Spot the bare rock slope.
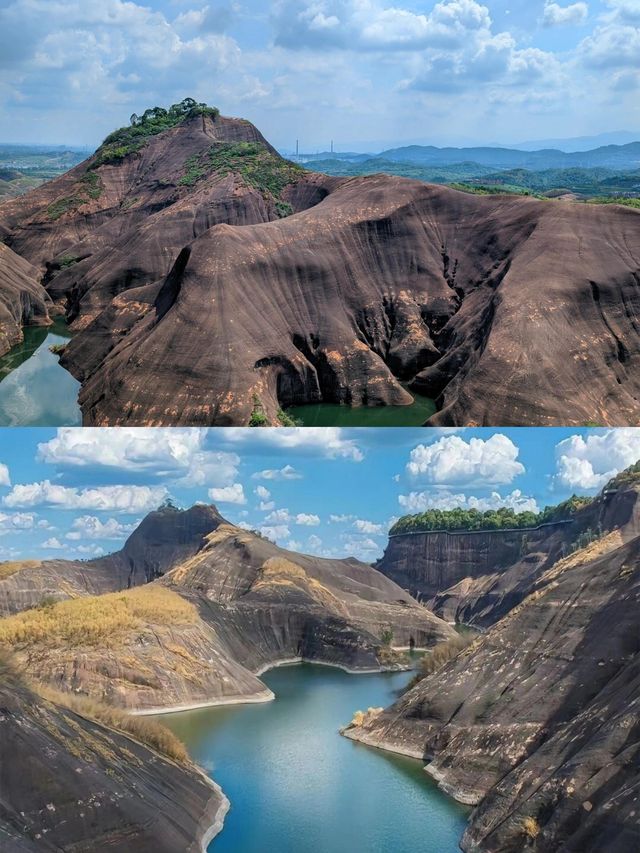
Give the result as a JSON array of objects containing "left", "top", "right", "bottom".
[
  {"left": 0, "top": 504, "right": 455, "bottom": 712},
  {"left": 1, "top": 104, "right": 639, "bottom": 425},
  {"left": 346, "top": 517, "right": 640, "bottom": 852},
  {"left": 0, "top": 656, "right": 226, "bottom": 853}
]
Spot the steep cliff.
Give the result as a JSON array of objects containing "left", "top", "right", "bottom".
[
  {"left": 0, "top": 504, "right": 225, "bottom": 616},
  {"left": 1, "top": 106, "right": 639, "bottom": 425},
  {"left": 0, "top": 505, "right": 455, "bottom": 712},
  {"left": 0, "top": 654, "right": 226, "bottom": 852},
  {"left": 0, "top": 243, "right": 52, "bottom": 357},
  {"left": 345, "top": 529, "right": 640, "bottom": 852},
  {"left": 377, "top": 480, "right": 640, "bottom": 627}
]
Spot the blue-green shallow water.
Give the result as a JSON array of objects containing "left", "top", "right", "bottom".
[
  {"left": 0, "top": 318, "right": 81, "bottom": 426},
  {"left": 157, "top": 663, "right": 469, "bottom": 853},
  {"left": 286, "top": 391, "right": 437, "bottom": 427}
]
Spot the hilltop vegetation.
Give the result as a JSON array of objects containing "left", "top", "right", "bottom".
[
  {"left": 92, "top": 97, "right": 220, "bottom": 168},
  {"left": 390, "top": 495, "right": 595, "bottom": 535}
]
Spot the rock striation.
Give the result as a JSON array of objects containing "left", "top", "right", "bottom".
[
  {"left": 0, "top": 243, "right": 52, "bottom": 356},
  {"left": 0, "top": 504, "right": 455, "bottom": 712},
  {"left": 377, "top": 478, "right": 640, "bottom": 627},
  {"left": 1, "top": 106, "right": 639, "bottom": 425},
  {"left": 0, "top": 655, "right": 226, "bottom": 852},
  {"left": 346, "top": 491, "right": 640, "bottom": 851}
]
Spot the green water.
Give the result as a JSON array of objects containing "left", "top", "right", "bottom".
[
  {"left": 0, "top": 319, "right": 81, "bottom": 425},
  {"left": 286, "top": 391, "right": 437, "bottom": 427},
  {"left": 158, "top": 663, "right": 469, "bottom": 853}
]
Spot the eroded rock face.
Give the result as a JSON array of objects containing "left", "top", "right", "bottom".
[
  {"left": 346, "top": 529, "right": 640, "bottom": 852},
  {"left": 2, "top": 112, "right": 639, "bottom": 426},
  {"left": 377, "top": 482, "right": 640, "bottom": 627},
  {"left": 0, "top": 505, "right": 455, "bottom": 711},
  {"left": 0, "top": 244, "right": 52, "bottom": 356},
  {"left": 0, "top": 663, "right": 225, "bottom": 852}
]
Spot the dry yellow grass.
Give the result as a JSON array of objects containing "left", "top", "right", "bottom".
[
  {"left": 0, "top": 584, "right": 197, "bottom": 647},
  {"left": 521, "top": 816, "right": 541, "bottom": 839},
  {"left": 38, "top": 684, "right": 189, "bottom": 764},
  {"left": 0, "top": 560, "right": 41, "bottom": 580}
]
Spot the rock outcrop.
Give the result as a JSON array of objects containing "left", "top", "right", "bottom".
[
  {"left": 1, "top": 105, "right": 639, "bottom": 425},
  {"left": 0, "top": 505, "right": 455, "bottom": 711},
  {"left": 345, "top": 522, "right": 640, "bottom": 852},
  {"left": 377, "top": 478, "right": 640, "bottom": 627},
  {"left": 0, "top": 654, "right": 227, "bottom": 852},
  {"left": 0, "top": 243, "right": 52, "bottom": 357}
]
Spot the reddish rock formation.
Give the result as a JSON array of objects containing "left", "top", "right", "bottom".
[
  {"left": 0, "top": 244, "right": 52, "bottom": 357},
  {"left": 1, "top": 107, "right": 639, "bottom": 425}
]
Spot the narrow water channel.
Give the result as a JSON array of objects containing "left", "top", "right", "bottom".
[
  {"left": 286, "top": 389, "right": 437, "bottom": 427},
  {"left": 157, "top": 662, "right": 469, "bottom": 853},
  {"left": 0, "top": 319, "right": 81, "bottom": 426}
]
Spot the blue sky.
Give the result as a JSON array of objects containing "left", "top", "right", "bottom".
[
  {"left": 0, "top": 1, "right": 638, "bottom": 149},
  {"left": 0, "top": 426, "right": 638, "bottom": 564}
]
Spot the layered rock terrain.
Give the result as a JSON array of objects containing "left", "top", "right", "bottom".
[
  {"left": 1, "top": 103, "right": 639, "bottom": 425},
  {"left": 0, "top": 243, "right": 52, "bottom": 356},
  {"left": 0, "top": 653, "right": 226, "bottom": 852},
  {"left": 377, "top": 477, "right": 640, "bottom": 627},
  {"left": 0, "top": 504, "right": 455, "bottom": 712},
  {"left": 346, "top": 516, "right": 640, "bottom": 852}
]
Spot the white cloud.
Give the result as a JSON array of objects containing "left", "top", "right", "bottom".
[
  {"left": 307, "top": 533, "right": 323, "bottom": 549},
  {"left": 229, "top": 428, "right": 364, "bottom": 461},
  {"left": 543, "top": 2, "right": 588, "bottom": 27},
  {"left": 259, "top": 524, "right": 291, "bottom": 541},
  {"left": 208, "top": 483, "right": 247, "bottom": 504},
  {"left": 252, "top": 465, "right": 303, "bottom": 481},
  {"left": 287, "top": 539, "right": 302, "bottom": 551},
  {"left": 254, "top": 485, "right": 271, "bottom": 500},
  {"left": 42, "top": 537, "right": 64, "bottom": 549},
  {"left": 65, "top": 516, "right": 135, "bottom": 541},
  {"left": 398, "top": 489, "right": 539, "bottom": 514},
  {"left": 341, "top": 535, "right": 381, "bottom": 559},
  {"left": 259, "top": 500, "right": 276, "bottom": 511},
  {"left": 295, "top": 513, "right": 320, "bottom": 526},
  {"left": 265, "top": 508, "right": 292, "bottom": 523},
  {"left": 554, "top": 429, "right": 640, "bottom": 491},
  {"left": 3, "top": 481, "right": 167, "bottom": 514},
  {"left": 330, "top": 514, "right": 353, "bottom": 523},
  {"left": 0, "top": 512, "right": 37, "bottom": 534},
  {"left": 38, "top": 428, "right": 239, "bottom": 487},
  {"left": 0, "top": 463, "right": 10, "bottom": 487},
  {"left": 353, "top": 519, "right": 383, "bottom": 534},
  {"left": 406, "top": 434, "right": 525, "bottom": 485}
]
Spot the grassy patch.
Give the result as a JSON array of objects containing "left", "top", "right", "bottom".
[
  {"left": 249, "top": 394, "right": 269, "bottom": 427},
  {"left": 58, "top": 254, "right": 80, "bottom": 269},
  {"left": 0, "top": 585, "right": 197, "bottom": 647},
  {"left": 205, "top": 142, "right": 304, "bottom": 203},
  {"left": 49, "top": 343, "right": 67, "bottom": 356},
  {"left": 404, "top": 631, "right": 476, "bottom": 691},
  {"left": 277, "top": 408, "right": 301, "bottom": 426},
  {"left": 588, "top": 196, "right": 640, "bottom": 208},
  {"left": 47, "top": 196, "right": 85, "bottom": 221},
  {"left": 39, "top": 685, "right": 189, "bottom": 764},
  {"left": 91, "top": 98, "right": 220, "bottom": 169},
  {"left": 179, "top": 154, "right": 206, "bottom": 187},
  {"left": 0, "top": 560, "right": 41, "bottom": 580}
]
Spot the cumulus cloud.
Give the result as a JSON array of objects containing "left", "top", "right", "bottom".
[
  {"left": 3, "top": 481, "right": 167, "bottom": 513},
  {"left": 353, "top": 519, "right": 384, "bottom": 534},
  {"left": 398, "top": 489, "right": 539, "bottom": 513},
  {"left": 307, "top": 533, "right": 323, "bottom": 549},
  {"left": 208, "top": 483, "right": 247, "bottom": 504},
  {"left": 554, "top": 429, "right": 640, "bottom": 490},
  {"left": 543, "top": 2, "right": 589, "bottom": 27},
  {"left": 259, "top": 524, "right": 291, "bottom": 541},
  {"left": 330, "top": 514, "right": 353, "bottom": 522},
  {"left": 254, "top": 485, "right": 271, "bottom": 500},
  {"left": 228, "top": 428, "right": 363, "bottom": 461},
  {"left": 42, "top": 537, "right": 64, "bottom": 549},
  {"left": 295, "top": 513, "right": 320, "bottom": 526},
  {"left": 265, "top": 508, "right": 292, "bottom": 523},
  {"left": 406, "top": 434, "right": 525, "bottom": 485},
  {"left": 65, "top": 516, "right": 136, "bottom": 541},
  {"left": 252, "top": 465, "right": 303, "bottom": 481},
  {"left": 38, "top": 428, "right": 239, "bottom": 487},
  {"left": 0, "top": 463, "right": 10, "bottom": 488},
  {"left": 0, "top": 512, "right": 37, "bottom": 534}
]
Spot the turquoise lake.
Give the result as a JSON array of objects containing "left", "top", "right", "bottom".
[{"left": 158, "top": 662, "right": 469, "bottom": 853}]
